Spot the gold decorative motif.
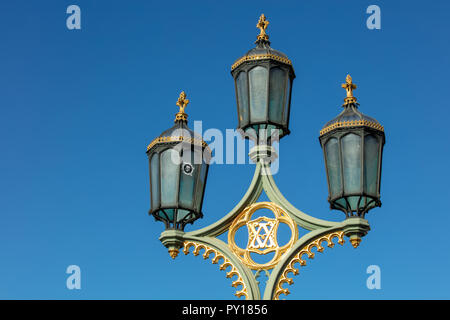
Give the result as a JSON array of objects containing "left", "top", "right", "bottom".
[
  {"left": 342, "top": 74, "right": 357, "bottom": 105},
  {"left": 231, "top": 54, "right": 292, "bottom": 71},
  {"left": 184, "top": 241, "right": 248, "bottom": 299},
  {"left": 272, "top": 231, "right": 345, "bottom": 300},
  {"left": 256, "top": 14, "right": 269, "bottom": 41},
  {"left": 168, "top": 248, "right": 179, "bottom": 259},
  {"left": 228, "top": 202, "right": 298, "bottom": 270},
  {"left": 247, "top": 216, "right": 277, "bottom": 253},
  {"left": 146, "top": 135, "right": 209, "bottom": 152},
  {"left": 350, "top": 236, "right": 362, "bottom": 248},
  {"left": 175, "top": 91, "right": 189, "bottom": 122},
  {"left": 319, "top": 119, "right": 384, "bottom": 136}
]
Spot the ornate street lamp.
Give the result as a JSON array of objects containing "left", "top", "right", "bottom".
[
  {"left": 146, "top": 15, "right": 386, "bottom": 299},
  {"left": 146, "top": 92, "right": 210, "bottom": 258},
  {"left": 319, "top": 75, "right": 385, "bottom": 247},
  {"left": 231, "top": 14, "right": 295, "bottom": 143}
]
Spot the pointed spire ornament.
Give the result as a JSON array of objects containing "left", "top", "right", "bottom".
[
  {"left": 341, "top": 74, "right": 357, "bottom": 105},
  {"left": 175, "top": 91, "right": 189, "bottom": 122},
  {"left": 256, "top": 14, "right": 270, "bottom": 42}
]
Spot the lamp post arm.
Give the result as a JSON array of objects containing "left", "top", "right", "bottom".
[{"left": 186, "top": 162, "right": 263, "bottom": 238}]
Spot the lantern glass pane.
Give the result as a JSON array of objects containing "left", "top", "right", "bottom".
[
  {"left": 364, "top": 134, "right": 379, "bottom": 196},
  {"left": 160, "top": 149, "right": 180, "bottom": 207},
  {"left": 194, "top": 162, "right": 208, "bottom": 211},
  {"left": 283, "top": 77, "right": 291, "bottom": 125},
  {"left": 268, "top": 67, "right": 286, "bottom": 124},
  {"left": 249, "top": 66, "right": 268, "bottom": 122},
  {"left": 325, "top": 138, "right": 342, "bottom": 197},
  {"left": 236, "top": 72, "right": 249, "bottom": 127},
  {"left": 177, "top": 209, "right": 191, "bottom": 222},
  {"left": 347, "top": 196, "right": 359, "bottom": 211},
  {"left": 336, "top": 198, "right": 347, "bottom": 209},
  {"left": 179, "top": 151, "right": 196, "bottom": 209},
  {"left": 162, "top": 209, "right": 174, "bottom": 221},
  {"left": 150, "top": 153, "right": 160, "bottom": 210},
  {"left": 342, "top": 133, "right": 362, "bottom": 194}
]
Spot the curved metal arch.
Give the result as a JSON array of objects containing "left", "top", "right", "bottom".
[
  {"left": 263, "top": 228, "right": 345, "bottom": 300},
  {"left": 182, "top": 235, "right": 261, "bottom": 300}
]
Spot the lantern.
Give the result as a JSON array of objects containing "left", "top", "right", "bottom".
[
  {"left": 146, "top": 92, "right": 210, "bottom": 232},
  {"left": 319, "top": 75, "right": 385, "bottom": 218},
  {"left": 231, "top": 14, "right": 295, "bottom": 143}
]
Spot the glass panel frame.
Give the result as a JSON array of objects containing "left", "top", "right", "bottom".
[
  {"left": 324, "top": 137, "right": 342, "bottom": 198},
  {"left": 341, "top": 133, "right": 362, "bottom": 197},
  {"left": 248, "top": 66, "right": 268, "bottom": 123},
  {"left": 268, "top": 67, "right": 286, "bottom": 124},
  {"left": 363, "top": 134, "right": 380, "bottom": 197},
  {"left": 236, "top": 71, "right": 249, "bottom": 127},
  {"left": 160, "top": 149, "right": 181, "bottom": 207},
  {"left": 150, "top": 153, "right": 160, "bottom": 210}
]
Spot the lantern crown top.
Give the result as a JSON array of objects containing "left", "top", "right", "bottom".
[
  {"left": 319, "top": 76, "right": 384, "bottom": 136},
  {"left": 341, "top": 74, "right": 357, "bottom": 105},
  {"left": 146, "top": 91, "right": 210, "bottom": 154},
  {"left": 231, "top": 15, "right": 294, "bottom": 73},
  {"left": 256, "top": 14, "right": 270, "bottom": 43},
  {"left": 175, "top": 91, "right": 189, "bottom": 123}
]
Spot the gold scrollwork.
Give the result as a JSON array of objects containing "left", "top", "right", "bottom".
[
  {"left": 228, "top": 202, "right": 298, "bottom": 270},
  {"left": 183, "top": 241, "right": 248, "bottom": 299},
  {"left": 272, "top": 231, "right": 345, "bottom": 300}
]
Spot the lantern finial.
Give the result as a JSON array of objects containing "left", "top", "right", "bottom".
[
  {"left": 341, "top": 74, "right": 357, "bottom": 105},
  {"left": 256, "top": 14, "right": 269, "bottom": 42},
  {"left": 168, "top": 248, "right": 179, "bottom": 259},
  {"left": 350, "top": 235, "right": 362, "bottom": 248},
  {"left": 175, "top": 91, "right": 189, "bottom": 122}
]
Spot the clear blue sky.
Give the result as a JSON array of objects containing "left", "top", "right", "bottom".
[{"left": 0, "top": 0, "right": 449, "bottom": 299}]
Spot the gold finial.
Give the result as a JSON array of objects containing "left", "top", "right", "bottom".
[
  {"left": 175, "top": 91, "right": 189, "bottom": 122},
  {"left": 168, "top": 248, "right": 179, "bottom": 259},
  {"left": 256, "top": 14, "right": 269, "bottom": 41},
  {"left": 341, "top": 74, "right": 357, "bottom": 105},
  {"left": 349, "top": 235, "right": 362, "bottom": 248}
]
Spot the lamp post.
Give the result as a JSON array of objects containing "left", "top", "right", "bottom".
[{"left": 146, "top": 15, "right": 386, "bottom": 300}]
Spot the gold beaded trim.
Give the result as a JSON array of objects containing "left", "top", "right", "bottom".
[
  {"left": 320, "top": 120, "right": 384, "bottom": 136},
  {"left": 231, "top": 54, "right": 292, "bottom": 71},
  {"left": 146, "top": 136, "right": 209, "bottom": 152}
]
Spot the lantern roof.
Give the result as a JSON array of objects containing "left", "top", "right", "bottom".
[
  {"left": 320, "top": 75, "right": 384, "bottom": 136},
  {"left": 231, "top": 14, "right": 294, "bottom": 74},
  {"left": 146, "top": 91, "right": 209, "bottom": 153}
]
